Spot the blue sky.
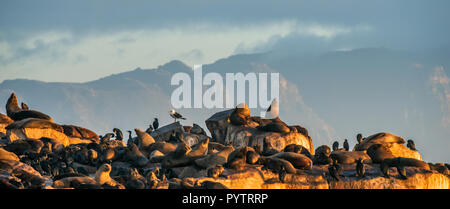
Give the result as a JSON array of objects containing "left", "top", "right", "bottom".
[{"left": 1, "top": 0, "right": 449, "bottom": 82}]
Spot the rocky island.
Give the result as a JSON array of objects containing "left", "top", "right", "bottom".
[{"left": 0, "top": 93, "right": 449, "bottom": 189}]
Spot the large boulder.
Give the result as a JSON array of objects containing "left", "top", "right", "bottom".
[
  {"left": 354, "top": 132, "right": 422, "bottom": 160},
  {"left": 150, "top": 122, "right": 185, "bottom": 141},
  {"left": 205, "top": 109, "right": 314, "bottom": 154},
  {"left": 5, "top": 118, "right": 70, "bottom": 146}
]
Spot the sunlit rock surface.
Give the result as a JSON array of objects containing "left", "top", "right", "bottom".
[
  {"left": 205, "top": 109, "right": 314, "bottom": 154},
  {"left": 0, "top": 113, "right": 13, "bottom": 134}
]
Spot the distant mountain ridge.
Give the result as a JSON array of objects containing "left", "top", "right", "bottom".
[{"left": 1, "top": 48, "right": 449, "bottom": 162}]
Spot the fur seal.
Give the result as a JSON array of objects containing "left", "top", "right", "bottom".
[
  {"left": 200, "top": 181, "right": 229, "bottom": 189},
  {"left": 330, "top": 150, "right": 372, "bottom": 164},
  {"left": 63, "top": 125, "right": 99, "bottom": 142},
  {"left": 4, "top": 138, "right": 44, "bottom": 155},
  {"left": 188, "top": 138, "right": 209, "bottom": 157},
  {"left": 260, "top": 156, "right": 300, "bottom": 174},
  {"left": 257, "top": 122, "right": 290, "bottom": 133},
  {"left": 21, "top": 103, "right": 29, "bottom": 110},
  {"left": 266, "top": 152, "right": 312, "bottom": 170},
  {"left": 226, "top": 146, "right": 249, "bottom": 170},
  {"left": 6, "top": 93, "right": 53, "bottom": 122},
  {"left": 207, "top": 165, "right": 225, "bottom": 178},
  {"left": 194, "top": 145, "right": 234, "bottom": 169},
  {"left": 354, "top": 132, "right": 406, "bottom": 151},
  {"left": 134, "top": 128, "right": 155, "bottom": 149},
  {"left": 125, "top": 144, "right": 149, "bottom": 167},
  {"left": 313, "top": 145, "right": 333, "bottom": 165},
  {"left": 407, "top": 139, "right": 417, "bottom": 151},
  {"left": 380, "top": 157, "right": 430, "bottom": 179},
  {"left": 246, "top": 147, "right": 260, "bottom": 164},
  {"left": 289, "top": 125, "right": 309, "bottom": 137},
  {"left": 356, "top": 158, "right": 365, "bottom": 178},
  {"left": 228, "top": 103, "right": 250, "bottom": 126},
  {"left": 148, "top": 141, "right": 177, "bottom": 155},
  {"left": 95, "top": 163, "right": 125, "bottom": 188},
  {"left": 366, "top": 144, "right": 396, "bottom": 163},
  {"left": 283, "top": 144, "right": 313, "bottom": 159}
]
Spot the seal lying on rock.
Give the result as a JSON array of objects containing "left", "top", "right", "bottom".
[
  {"left": 148, "top": 141, "right": 177, "bottom": 155},
  {"left": 226, "top": 146, "right": 249, "bottom": 170},
  {"left": 6, "top": 93, "right": 53, "bottom": 122},
  {"left": 283, "top": 144, "right": 313, "bottom": 159},
  {"left": 330, "top": 150, "right": 372, "bottom": 164},
  {"left": 194, "top": 145, "right": 234, "bottom": 169},
  {"left": 366, "top": 144, "right": 395, "bottom": 163},
  {"left": 266, "top": 152, "right": 312, "bottom": 170},
  {"left": 0, "top": 147, "right": 20, "bottom": 162},
  {"left": 125, "top": 144, "right": 149, "bottom": 167},
  {"left": 380, "top": 157, "right": 430, "bottom": 179},
  {"left": 228, "top": 103, "right": 250, "bottom": 126},
  {"left": 257, "top": 122, "right": 290, "bottom": 133},
  {"left": 260, "top": 156, "right": 300, "bottom": 174},
  {"left": 354, "top": 132, "right": 406, "bottom": 151}
]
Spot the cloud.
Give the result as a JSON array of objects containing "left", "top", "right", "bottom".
[
  {"left": 430, "top": 66, "right": 450, "bottom": 128},
  {"left": 0, "top": 20, "right": 365, "bottom": 83}
]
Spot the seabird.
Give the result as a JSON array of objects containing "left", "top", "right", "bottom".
[
  {"left": 153, "top": 118, "right": 159, "bottom": 130},
  {"left": 169, "top": 110, "right": 186, "bottom": 122}
]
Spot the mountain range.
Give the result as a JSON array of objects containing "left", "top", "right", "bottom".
[{"left": 1, "top": 47, "right": 449, "bottom": 162}]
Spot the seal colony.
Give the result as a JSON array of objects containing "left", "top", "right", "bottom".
[{"left": 0, "top": 92, "right": 449, "bottom": 189}]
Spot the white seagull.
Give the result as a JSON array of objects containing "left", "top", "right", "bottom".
[{"left": 169, "top": 110, "right": 186, "bottom": 122}]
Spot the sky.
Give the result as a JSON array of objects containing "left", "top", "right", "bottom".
[{"left": 1, "top": 0, "right": 450, "bottom": 83}]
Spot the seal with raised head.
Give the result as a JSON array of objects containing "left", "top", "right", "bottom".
[
  {"left": 134, "top": 128, "right": 155, "bottom": 149},
  {"left": 228, "top": 103, "right": 250, "bottom": 126},
  {"left": 95, "top": 163, "right": 125, "bottom": 189},
  {"left": 226, "top": 146, "right": 249, "bottom": 170},
  {"left": 6, "top": 93, "right": 53, "bottom": 122}
]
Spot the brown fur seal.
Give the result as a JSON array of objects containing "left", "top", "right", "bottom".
[
  {"left": 260, "top": 156, "right": 300, "bottom": 174},
  {"left": 313, "top": 145, "right": 332, "bottom": 165},
  {"left": 257, "top": 122, "right": 290, "bottom": 133},
  {"left": 187, "top": 138, "right": 209, "bottom": 157},
  {"left": 62, "top": 125, "right": 99, "bottom": 142},
  {"left": 330, "top": 150, "right": 372, "bottom": 164},
  {"left": 289, "top": 125, "right": 309, "bottom": 137},
  {"left": 6, "top": 118, "right": 63, "bottom": 132},
  {"left": 207, "top": 165, "right": 225, "bottom": 178},
  {"left": 228, "top": 103, "right": 250, "bottom": 126},
  {"left": 134, "top": 128, "right": 155, "bottom": 149},
  {"left": 366, "top": 144, "right": 396, "bottom": 163},
  {"left": 380, "top": 157, "right": 430, "bottom": 179},
  {"left": 246, "top": 147, "right": 260, "bottom": 164},
  {"left": 4, "top": 138, "right": 44, "bottom": 155},
  {"left": 125, "top": 144, "right": 149, "bottom": 167},
  {"left": 355, "top": 132, "right": 406, "bottom": 151},
  {"left": 147, "top": 141, "right": 177, "bottom": 155},
  {"left": 6, "top": 93, "right": 53, "bottom": 122},
  {"left": 95, "top": 164, "right": 125, "bottom": 188},
  {"left": 283, "top": 144, "right": 313, "bottom": 159},
  {"left": 194, "top": 145, "right": 234, "bottom": 169},
  {"left": 226, "top": 146, "right": 249, "bottom": 170},
  {"left": 267, "top": 152, "right": 312, "bottom": 170}
]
